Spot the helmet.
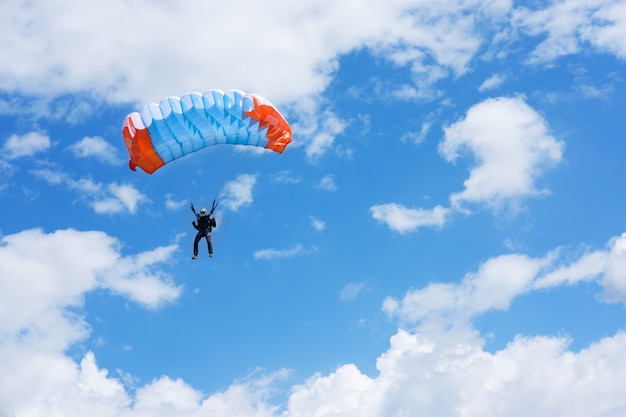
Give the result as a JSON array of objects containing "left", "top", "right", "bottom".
[{"left": 200, "top": 208, "right": 207, "bottom": 214}]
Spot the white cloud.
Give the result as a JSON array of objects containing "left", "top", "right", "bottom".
[
  {"left": 533, "top": 249, "right": 606, "bottom": 289},
  {"left": 1, "top": 0, "right": 624, "bottom": 171},
  {"left": 0, "top": 350, "right": 130, "bottom": 417},
  {"left": 30, "top": 168, "right": 148, "bottom": 214},
  {"left": 0, "top": 227, "right": 181, "bottom": 416},
  {"left": 272, "top": 170, "right": 302, "bottom": 185},
  {"left": 582, "top": 1, "right": 626, "bottom": 58},
  {"left": 513, "top": 0, "right": 626, "bottom": 63},
  {"left": 600, "top": 232, "right": 626, "bottom": 303},
  {"left": 576, "top": 82, "right": 615, "bottom": 99},
  {"left": 383, "top": 253, "right": 551, "bottom": 326},
  {"left": 370, "top": 203, "right": 448, "bottom": 234},
  {"left": 165, "top": 193, "right": 187, "bottom": 211},
  {"left": 3, "top": 228, "right": 626, "bottom": 416},
  {"left": 310, "top": 216, "right": 326, "bottom": 232},
  {"left": 0, "top": 0, "right": 524, "bottom": 112},
  {"left": 2, "top": 0, "right": 621, "bottom": 164},
  {"left": 300, "top": 110, "right": 348, "bottom": 161},
  {"left": 372, "top": 97, "right": 564, "bottom": 234},
  {"left": 316, "top": 175, "right": 338, "bottom": 192},
  {"left": 254, "top": 244, "right": 306, "bottom": 260},
  {"left": 67, "top": 136, "right": 123, "bottom": 165},
  {"left": 100, "top": 245, "right": 181, "bottom": 308},
  {"left": 219, "top": 174, "right": 257, "bottom": 211},
  {"left": 0, "top": 228, "right": 181, "bottom": 325},
  {"left": 281, "top": 232, "right": 626, "bottom": 416},
  {"left": 340, "top": 282, "right": 366, "bottom": 302},
  {"left": 4, "top": 1, "right": 626, "bottom": 416},
  {"left": 533, "top": 232, "right": 626, "bottom": 305},
  {"left": 440, "top": 96, "right": 564, "bottom": 210},
  {"left": 400, "top": 122, "right": 430, "bottom": 145},
  {"left": 284, "top": 328, "right": 626, "bottom": 417},
  {"left": 2, "top": 132, "right": 51, "bottom": 159},
  {"left": 286, "top": 364, "right": 376, "bottom": 416},
  {"left": 384, "top": 232, "right": 626, "bottom": 327},
  {"left": 367, "top": 0, "right": 507, "bottom": 77},
  {"left": 93, "top": 183, "right": 146, "bottom": 214},
  {"left": 478, "top": 73, "right": 505, "bottom": 91}
]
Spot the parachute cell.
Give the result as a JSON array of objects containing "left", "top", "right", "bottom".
[{"left": 122, "top": 89, "right": 292, "bottom": 174}]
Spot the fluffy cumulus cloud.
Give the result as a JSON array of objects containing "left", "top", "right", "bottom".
[
  {"left": 0, "top": 228, "right": 182, "bottom": 416},
  {"left": 370, "top": 96, "right": 563, "bottom": 234},
  {"left": 1, "top": 0, "right": 622, "bottom": 160},
  {"left": 1, "top": 351, "right": 284, "bottom": 417},
  {"left": 284, "top": 232, "right": 626, "bottom": 417},
  {"left": 67, "top": 136, "right": 123, "bottom": 165},
  {"left": 0, "top": 0, "right": 585, "bottom": 160},
  {"left": 283, "top": 329, "right": 626, "bottom": 417},
  {"left": 3, "top": 0, "right": 626, "bottom": 415},
  {"left": 440, "top": 96, "right": 564, "bottom": 210},
  {"left": 3, "top": 228, "right": 626, "bottom": 415},
  {"left": 92, "top": 183, "right": 147, "bottom": 214},
  {"left": 0, "top": 228, "right": 181, "bottom": 324},
  {"left": 0, "top": 0, "right": 502, "bottom": 104}
]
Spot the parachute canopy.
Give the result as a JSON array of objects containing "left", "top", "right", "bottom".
[{"left": 122, "top": 89, "right": 292, "bottom": 174}]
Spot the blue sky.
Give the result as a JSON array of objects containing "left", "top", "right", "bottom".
[{"left": 2, "top": 0, "right": 626, "bottom": 415}]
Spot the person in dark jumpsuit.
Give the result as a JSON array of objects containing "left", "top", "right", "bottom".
[{"left": 192, "top": 207, "right": 216, "bottom": 259}]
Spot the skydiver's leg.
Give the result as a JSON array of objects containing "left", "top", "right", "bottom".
[
  {"left": 193, "top": 233, "right": 202, "bottom": 257},
  {"left": 206, "top": 234, "right": 213, "bottom": 256}
]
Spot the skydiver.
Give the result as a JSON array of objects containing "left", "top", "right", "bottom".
[{"left": 191, "top": 202, "right": 217, "bottom": 259}]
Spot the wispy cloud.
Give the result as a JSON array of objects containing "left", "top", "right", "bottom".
[
  {"left": 316, "top": 175, "right": 338, "bottom": 192},
  {"left": 383, "top": 232, "right": 626, "bottom": 326},
  {"left": 299, "top": 110, "right": 348, "bottom": 161},
  {"left": 400, "top": 123, "right": 430, "bottom": 146},
  {"left": 254, "top": 244, "right": 314, "bottom": 260},
  {"left": 310, "top": 216, "right": 326, "bottom": 232},
  {"left": 30, "top": 168, "right": 148, "bottom": 214},
  {"left": 219, "top": 174, "right": 257, "bottom": 211},
  {"left": 371, "top": 203, "right": 448, "bottom": 234},
  {"left": 478, "top": 73, "right": 505, "bottom": 92},
  {"left": 513, "top": 1, "right": 626, "bottom": 63},
  {"left": 272, "top": 170, "right": 302, "bottom": 185},
  {"left": 165, "top": 193, "right": 187, "bottom": 211},
  {"left": 340, "top": 282, "right": 366, "bottom": 302}
]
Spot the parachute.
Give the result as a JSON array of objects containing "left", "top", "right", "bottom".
[{"left": 122, "top": 89, "right": 292, "bottom": 174}]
